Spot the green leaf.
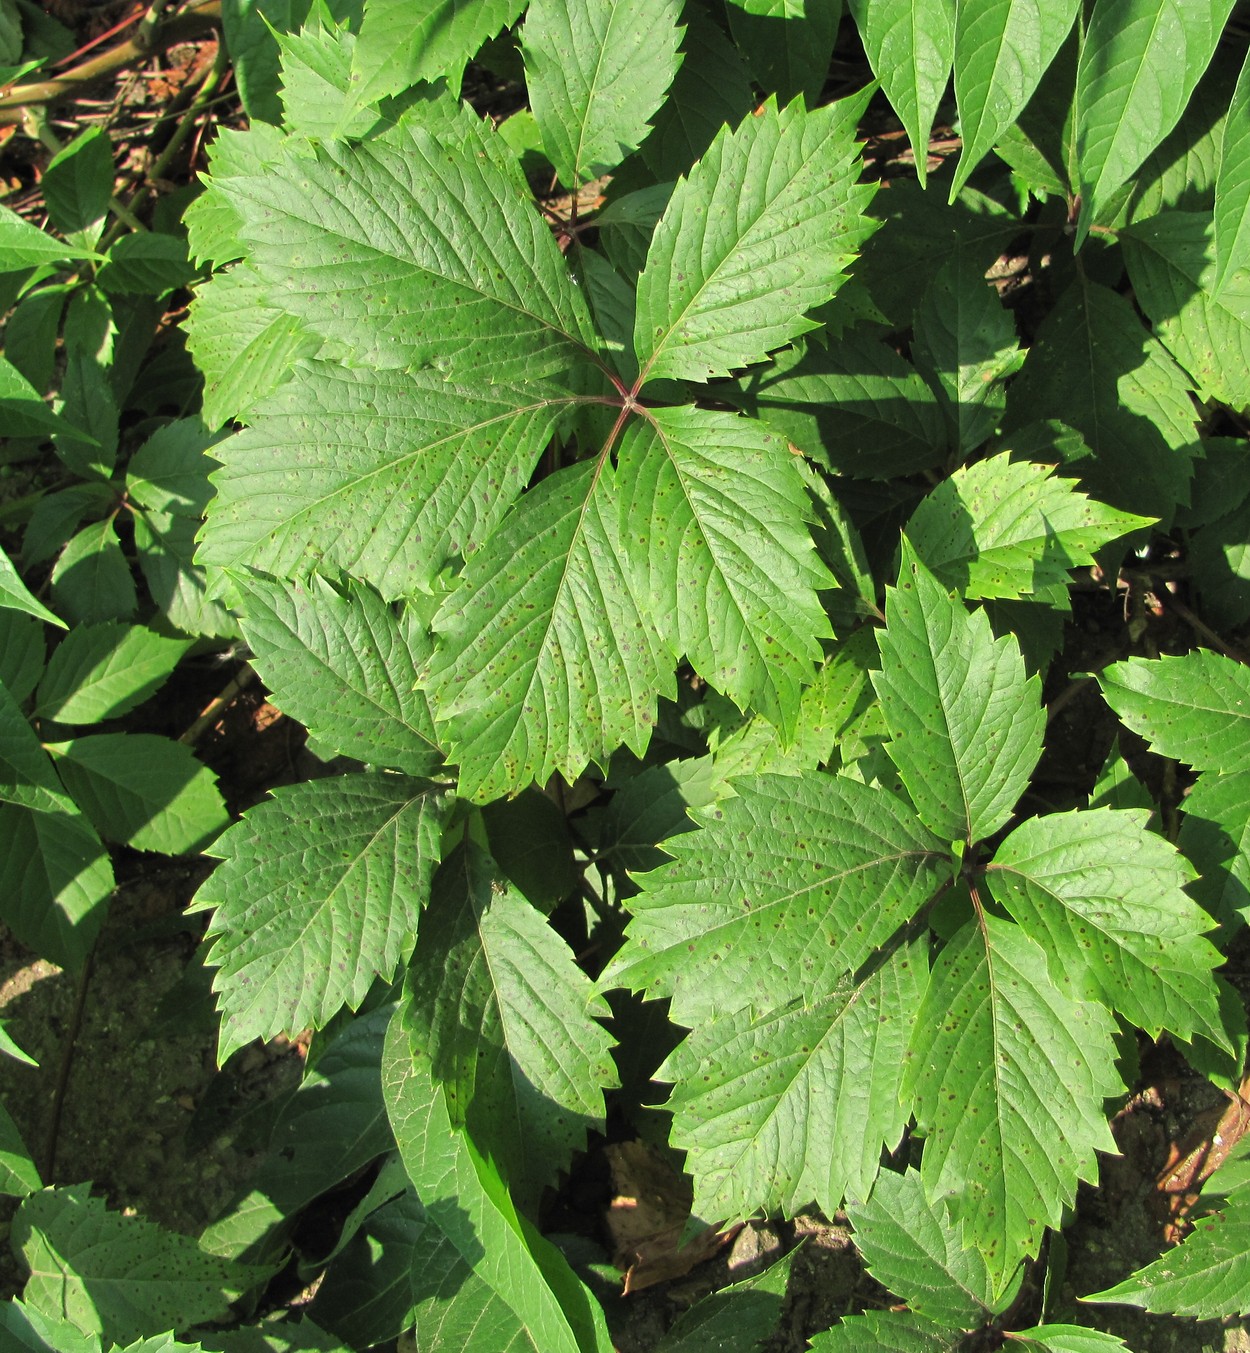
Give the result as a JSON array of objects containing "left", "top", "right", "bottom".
[
  {"left": 41, "top": 128, "right": 114, "bottom": 240},
  {"left": 873, "top": 541, "right": 1045, "bottom": 844},
  {"left": 193, "top": 775, "right": 448, "bottom": 1061},
  {"left": 349, "top": 0, "right": 526, "bottom": 105},
  {"left": 905, "top": 453, "right": 1152, "bottom": 601},
  {"left": 848, "top": 1167, "right": 1002, "bottom": 1324},
  {"left": 97, "top": 233, "right": 196, "bottom": 295},
  {"left": 809, "top": 1310, "right": 966, "bottom": 1352},
  {"left": 0, "top": 677, "right": 79, "bottom": 815},
  {"left": 480, "top": 789, "right": 579, "bottom": 909},
  {"left": 0, "top": 355, "right": 95, "bottom": 444},
  {"left": 0, "top": 1299, "right": 102, "bottom": 1353},
  {"left": 0, "top": 543, "right": 63, "bottom": 628},
  {"left": 224, "top": 118, "right": 597, "bottom": 380},
  {"left": 49, "top": 520, "right": 136, "bottom": 627},
  {"left": 1122, "top": 210, "right": 1250, "bottom": 409},
  {"left": 383, "top": 998, "right": 615, "bottom": 1353},
  {"left": 910, "top": 253, "right": 1021, "bottom": 455},
  {"left": 522, "top": 0, "right": 684, "bottom": 187},
  {"left": 275, "top": 20, "right": 378, "bottom": 141},
  {"left": 1012, "top": 1328, "right": 1131, "bottom": 1352},
  {"left": 619, "top": 405, "right": 831, "bottom": 733},
  {"left": 1084, "top": 1193, "right": 1250, "bottom": 1316},
  {"left": 605, "top": 772, "right": 947, "bottom": 1024},
  {"left": 744, "top": 334, "right": 947, "bottom": 479},
  {"left": 987, "top": 807, "right": 1231, "bottom": 1050},
  {"left": 1099, "top": 650, "right": 1250, "bottom": 775},
  {"left": 634, "top": 92, "right": 877, "bottom": 384},
  {"left": 905, "top": 916, "right": 1120, "bottom": 1295},
  {"left": 186, "top": 264, "right": 322, "bottom": 431},
  {"left": 233, "top": 570, "right": 441, "bottom": 774},
  {"left": 428, "top": 459, "right": 672, "bottom": 802},
  {"left": 1179, "top": 770, "right": 1250, "bottom": 927},
  {"left": 1004, "top": 279, "right": 1199, "bottom": 524},
  {"left": 406, "top": 841, "right": 617, "bottom": 1204},
  {"left": 0, "top": 612, "right": 46, "bottom": 705},
  {"left": 847, "top": 0, "right": 954, "bottom": 188},
  {"left": 658, "top": 937, "right": 925, "bottom": 1221},
  {"left": 725, "top": 0, "right": 842, "bottom": 106},
  {"left": 0, "top": 1099, "right": 41, "bottom": 1197},
  {"left": 657, "top": 1248, "right": 794, "bottom": 1352},
  {"left": 13, "top": 1183, "right": 264, "bottom": 1344},
  {"left": 46, "top": 733, "right": 228, "bottom": 855},
  {"left": 197, "top": 362, "right": 568, "bottom": 599},
  {"left": 1074, "top": 0, "right": 1234, "bottom": 240},
  {"left": 949, "top": 0, "right": 1080, "bottom": 197},
  {"left": 1215, "top": 48, "right": 1250, "bottom": 296},
  {"left": 0, "top": 203, "right": 100, "bottom": 268},
  {"left": 34, "top": 623, "right": 190, "bottom": 724}
]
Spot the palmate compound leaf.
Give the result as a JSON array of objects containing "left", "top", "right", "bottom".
[
  {"left": 1074, "top": 0, "right": 1233, "bottom": 241},
  {"left": 191, "top": 775, "right": 449, "bottom": 1062},
  {"left": 872, "top": 540, "right": 1045, "bottom": 845},
  {"left": 904, "top": 916, "right": 1122, "bottom": 1296},
  {"left": 218, "top": 112, "right": 599, "bottom": 382},
  {"left": 383, "top": 996, "right": 615, "bottom": 1353},
  {"left": 603, "top": 772, "right": 948, "bottom": 1027},
  {"left": 231, "top": 569, "right": 441, "bottom": 775},
  {"left": 656, "top": 936, "right": 925, "bottom": 1223},
  {"left": 809, "top": 1310, "right": 967, "bottom": 1352},
  {"left": 1084, "top": 1191, "right": 1250, "bottom": 1317},
  {"left": 617, "top": 405, "right": 832, "bottom": 736},
  {"left": 522, "top": 0, "right": 684, "bottom": 187},
  {"left": 845, "top": 0, "right": 954, "bottom": 189},
  {"left": 948, "top": 0, "right": 1080, "bottom": 198},
  {"left": 427, "top": 459, "right": 673, "bottom": 803},
  {"left": 1099, "top": 650, "right": 1250, "bottom": 775},
  {"left": 633, "top": 91, "right": 878, "bottom": 385},
  {"left": 1214, "top": 49, "right": 1250, "bottom": 297},
  {"left": 987, "top": 808, "right": 1233, "bottom": 1052},
  {"left": 905, "top": 453, "right": 1152, "bottom": 601},
  {"left": 406, "top": 840, "right": 617, "bottom": 1206},
  {"left": 198, "top": 361, "right": 570, "bottom": 599}
]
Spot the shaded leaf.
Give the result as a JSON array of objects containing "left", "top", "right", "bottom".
[{"left": 35, "top": 623, "right": 190, "bottom": 724}]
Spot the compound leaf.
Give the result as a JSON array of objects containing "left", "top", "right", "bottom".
[
  {"left": 0, "top": 544, "right": 63, "bottom": 629},
  {"left": 618, "top": 405, "right": 831, "bottom": 735},
  {"left": 846, "top": 0, "right": 954, "bottom": 188},
  {"left": 987, "top": 807, "right": 1231, "bottom": 1050},
  {"left": 1179, "top": 770, "right": 1250, "bottom": 927},
  {"left": 605, "top": 772, "right": 947, "bottom": 1025},
  {"left": 406, "top": 841, "right": 617, "bottom": 1205},
  {"left": 634, "top": 92, "right": 877, "bottom": 384},
  {"left": 658, "top": 937, "right": 925, "bottom": 1222},
  {"left": 1215, "top": 48, "right": 1250, "bottom": 296},
  {"left": 1074, "top": 0, "right": 1233, "bottom": 239},
  {"left": 427, "top": 459, "right": 672, "bottom": 803},
  {"left": 192, "top": 774, "right": 449, "bottom": 1062},
  {"left": 34, "top": 623, "right": 190, "bottom": 725},
  {"left": 873, "top": 541, "right": 1045, "bottom": 845},
  {"left": 1099, "top": 650, "right": 1250, "bottom": 775},
  {"left": 905, "top": 453, "right": 1151, "bottom": 601},
  {"left": 233, "top": 569, "right": 441, "bottom": 775},
  {"left": 809, "top": 1310, "right": 966, "bottom": 1352},
  {"left": 725, "top": 0, "right": 842, "bottom": 106},
  {"left": 904, "top": 916, "right": 1121, "bottom": 1295},
  {"left": 950, "top": 0, "right": 1080, "bottom": 198},
  {"left": 523, "top": 0, "right": 684, "bottom": 187}
]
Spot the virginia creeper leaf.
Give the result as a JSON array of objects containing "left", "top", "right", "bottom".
[
  {"left": 1121, "top": 210, "right": 1250, "bottom": 409},
  {"left": 1215, "top": 48, "right": 1250, "bottom": 296},
  {"left": 192, "top": 774, "right": 449, "bottom": 1061},
  {"left": 0, "top": 203, "right": 101, "bottom": 267},
  {"left": 725, "top": 0, "right": 842, "bottom": 105},
  {"left": 904, "top": 916, "right": 1121, "bottom": 1295},
  {"left": 846, "top": 0, "right": 955, "bottom": 188},
  {"left": 199, "top": 361, "right": 568, "bottom": 598},
  {"left": 987, "top": 807, "right": 1231, "bottom": 1050},
  {"left": 232, "top": 569, "right": 441, "bottom": 775},
  {"left": 605, "top": 772, "right": 947, "bottom": 1024},
  {"left": 904, "top": 453, "right": 1152, "bottom": 601},
  {"left": 522, "top": 0, "right": 684, "bottom": 187},
  {"left": 47, "top": 733, "right": 229, "bottom": 855},
  {"left": 1099, "top": 650, "right": 1250, "bottom": 775},
  {"left": 1004, "top": 279, "right": 1199, "bottom": 524},
  {"left": 1179, "top": 770, "right": 1250, "bottom": 927},
  {"left": 1013, "top": 1329, "right": 1132, "bottom": 1352},
  {"left": 223, "top": 118, "right": 598, "bottom": 380},
  {"left": 949, "top": 0, "right": 1080, "bottom": 198},
  {"left": 428, "top": 459, "right": 673, "bottom": 803},
  {"left": 383, "top": 998, "right": 615, "bottom": 1353},
  {"left": 34, "top": 623, "right": 190, "bottom": 724},
  {"left": 406, "top": 841, "right": 617, "bottom": 1204},
  {"left": 50, "top": 519, "right": 135, "bottom": 627},
  {"left": 809, "top": 1310, "right": 966, "bottom": 1352},
  {"left": 0, "top": 679, "right": 75, "bottom": 816},
  {"left": 634, "top": 92, "right": 877, "bottom": 384},
  {"left": 847, "top": 1167, "right": 1002, "bottom": 1324},
  {"left": 658, "top": 936, "right": 925, "bottom": 1222},
  {"left": 618, "top": 405, "right": 831, "bottom": 734},
  {"left": 657, "top": 1248, "right": 793, "bottom": 1353},
  {"left": 873, "top": 541, "right": 1045, "bottom": 844},
  {"left": 1074, "top": 0, "right": 1233, "bottom": 239}
]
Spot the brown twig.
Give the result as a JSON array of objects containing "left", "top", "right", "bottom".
[
  {"left": 0, "top": 0, "right": 222, "bottom": 125},
  {"left": 179, "top": 664, "right": 256, "bottom": 746}
]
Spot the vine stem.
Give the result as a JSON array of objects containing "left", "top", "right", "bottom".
[
  {"left": 179, "top": 664, "right": 256, "bottom": 745},
  {"left": 43, "top": 950, "right": 94, "bottom": 1182}
]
